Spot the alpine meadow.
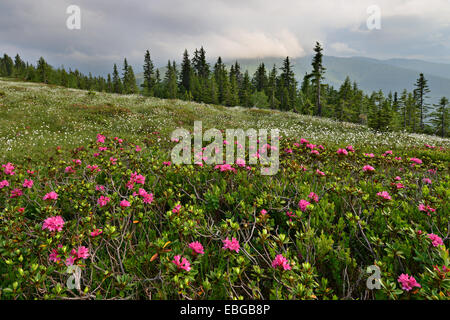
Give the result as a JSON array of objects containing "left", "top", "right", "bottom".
[{"left": 0, "top": 0, "right": 449, "bottom": 304}]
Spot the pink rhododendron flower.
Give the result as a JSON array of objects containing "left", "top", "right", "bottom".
[
  {"left": 23, "top": 179, "right": 33, "bottom": 188},
  {"left": 377, "top": 191, "right": 391, "bottom": 200},
  {"left": 10, "top": 188, "right": 23, "bottom": 198},
  {"left": 346, "top": 145, "right": 355, "bottom": 152},
  {"left": 97, "top": 134, "right": 106, "bottom": 143},
  {"left": 418, "top": 203, "right": 436, "bottom": 216},
  {"left": 298, "top": 199, "right": 311, "bottom": 212},
  {"left": 410, "top": 157, "right": 422, "bottom": 164},
  {"left": 422, "top": 178, "right": 432, "bottom": 184},
  {"left": 364, "top": 153, "right": 375, "bottom": 158},
  {"left": 316, "top": 169, "right": 325, "bottom": 176},
  {"left": 260, "top": 209, "right": 268, "bottom": 215},
  {"left": 91, "top": 229, "right": 103, "bottom": 237},
  {"left": 110, "top": 157, "right": 117, "bottom": 165},
  {"left": 236, "top": 158, "right": 246, "bottom": 167},
  {"left": 97, "top": 196, "right": 111, "bottom": 207},
  {"left": 120, "top": 200, "right": 131, "bottom": 208},
  {"left": 172, "top": 204, "right": 181, "bottom": 213},
  {"left": 172, "top": 255, "right": 191, "bottom": 271},
  {"left": 286, "top": 211, "right": 295, "bottom": 221},
  {"left": 189, "top": 241, "right": 204, "bottom": 254},
  {"left": 215, "top": 164, "right": 236, "bottom": 172},
  {"left": 163, "top": 161, "right": 171, "bottom": 166},
  {"left": 75, "top": 246, "right": 90, "bottom": 259},
  {"left": 43, "top": 191, "right": 58, "bottom": 201},
  {"left": 300, "top": 138, "right": 309, "bottom": 144},
  {"left": 65, "top": 166, "right": 75, "bottom": 173},
  {"left": 394, "top": 176, "right": 401, "bottom": 181},
  {"left": 363, "top": 165, "right": 375, "bottom": 172},
  {"left": 427, "top": 233, "right": 444, "bottom": 247},
  {"left": 394, "top": 183, "right": 405, "bottom": 189},
  {"left": 285, "top": 148, "right": 293, "bottom": 154},
  {"left": 397, "top": 274, "right": 421, "bottom": 291},
  {"left": 308, "top": 192, "right": 319, "bottom": 203},
  {"left": 222, "top": 237, "right": 240, "bottom": 253},
  {"left": 42, "top": 216, "right": 65, "bottom": 232},
  {"left": 72, "top": 159, "right": 82, "bottom": 165},
  {"left": 65, "top": 257, "right": 75, "bottom": 266},
  {"left": 2, "top": 163, "right": 15, "bottom": 175},
  {"left": 135, "top": 145, "right": 142, "bottom": 152},
  {"left": 272, "top": 254, "right": 292, "bottom": 270},
  {"left": 337, "top": 148, "right": 348, "bottom": 155},
  {"left": 0, "top": 180, "right": 9, "bottom": 189},
  {"left": 49, "top": 249, "right": 61, "bottom": 263}
]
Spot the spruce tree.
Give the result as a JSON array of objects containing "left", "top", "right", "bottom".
[
  {"left": 413, "top": 73, "right": 430, "bottom": 131},
  {"left": 430, "top": 97, "right": 448, "bottom": 137},
  {"left": 311, "top": 42, "right": 326, "bottom": 116},
  {"left": 112, "top": 64, "right": 122, "bottom": 93},
  {"left": 252, "top": 63, "right": 268, "bottom": 92},
  {"left": 180, "top": 49, "right": 192, "bottom": 95},
  {"left": 142, "top": 50, "right": 155, "bottom": 96}
]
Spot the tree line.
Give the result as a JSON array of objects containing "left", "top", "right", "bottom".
[{"left": 0, "top": 43, "right": 448, "bottom": 137}]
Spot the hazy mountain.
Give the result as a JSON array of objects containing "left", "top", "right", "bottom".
[{"left": 136, "top": 56, "right": 450, "bottom": 104}]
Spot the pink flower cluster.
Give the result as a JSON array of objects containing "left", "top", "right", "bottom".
[
  {"left": 66, "top": 246, "right": 90, "bottom": 266},
  {"left": 126, "top": 172, "right": 146, "bottom": 189},
  {"left": 362, "top": 165, "right": 375, "bottom": 172},
  {"left": 410, "top": 157, "right": 423, "bottom": 165},
  {"left": 172, "top": 255, "right": 191, "bottom": 271},
  {"left": 376, "top": 191, "right": 391, "bottom": 201},
  {"left": 97, "top": 196, "right": 111, "bottom": 207},
  {"left": 2, "top": 163, "right": 15, "bottom": 175},
  {"left": 222, "top": 237, "right": 240, "bottom": 253},
  {"left": 418, "top": 203, "right": 436, "bottom": 216},
  {"left": 43, "top": 191, "right": 58, "bottom": 201},
  {"left": 42, "top": 216, "right": 65, "bottom": 232},
  {"left": 337, "top": 148, "right": 348, "bottom": 155},
  {"left": 189, "top": 241, "right": 204, "bottom": 254},
  {"left": 298, "top": 199, "right": 311, "bottom": 212},
  {"left": 427, "top": 233, "right": 444, "bottom": 247},
  {"left": 0, "top": 180, "right": 9, "bottom": 189},
  {"left": 215, "top": 164, "right": 236, "bottom": 172},
  {"left": 272, "top": 254, "right": 292, "bottom": 270},
  {"left": 397, "top": 274, "right": 421, "bottom": 291},
  {"left": 133, "top": 188, "right": 154, "bottom": 204}
]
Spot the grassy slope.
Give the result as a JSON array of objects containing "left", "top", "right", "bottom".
[{"left": 0, "top": 78, "right": 449, "bottom": 164}]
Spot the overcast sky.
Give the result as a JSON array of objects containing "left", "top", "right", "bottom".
[{"left": 1, "top": 0, "right": 449, "bottom": 76}]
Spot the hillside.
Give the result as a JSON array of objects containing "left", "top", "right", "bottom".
[{"left": 0, "top": 79, "right": 449, "bottom": 300}]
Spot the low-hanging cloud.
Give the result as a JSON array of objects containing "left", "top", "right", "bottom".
[{"left": 0, "top": 0, "right": 449, "bottom": 75}]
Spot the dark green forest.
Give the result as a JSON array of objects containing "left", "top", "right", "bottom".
[{"left": 1, "top": 42, "right": 448, "bottom": 137}]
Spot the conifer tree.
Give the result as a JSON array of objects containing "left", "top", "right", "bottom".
[
  {"left": 112, "top": 64, "right": 122, "bottom": 93},
  {"left": 430, "top": 97, "right": 448, "bottom": 137},
  {"left": 142, "top": 50, "right": 155, "bottom": 96},
  {"left": 252, "top": 63, "right": 268, "bottom": 92},
  {"left": 414, "top": 73, "right": 430, "bottom": 131},
  {"left": 311, "top": 42, "right": 326, "bottom": 116},
  {"left": 180, "top": 49, "right": 193, "bottom": 95}
]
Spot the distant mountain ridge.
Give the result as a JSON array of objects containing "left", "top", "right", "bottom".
[{"left": 136, "top": 56, "right": 450, "bottom": 104}]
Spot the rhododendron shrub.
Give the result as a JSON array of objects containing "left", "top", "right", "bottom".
[{"left": 0, "top": 133, "right": 448, "bottom": 301}]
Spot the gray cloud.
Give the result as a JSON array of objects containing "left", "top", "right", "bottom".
[{"left": 0, "top": 0, "right": 449, "bottom": 76}]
